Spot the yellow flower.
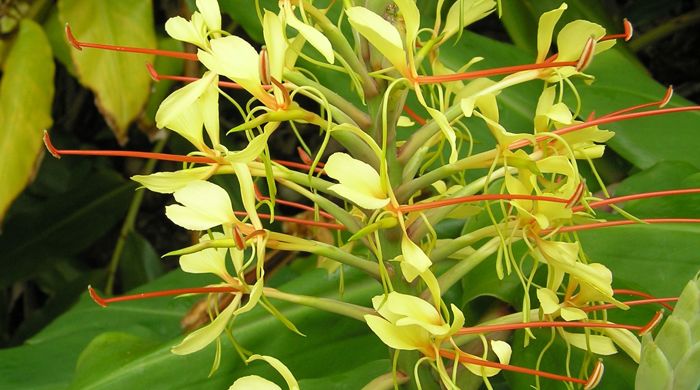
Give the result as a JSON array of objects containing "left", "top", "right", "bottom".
[{"left": 324, "top": 152, "right": 390, "bottom": 209}]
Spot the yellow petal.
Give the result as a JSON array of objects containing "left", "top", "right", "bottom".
[
  {"left": 562, "top": 332, "right": 618, "bottom": 355},
  {"left": 165, "top": 13, "right": 208, "bottom": 49},
  {"left": 225, "top": 122, "right": 275, "bottom": 164},
  {"left": 401, "top": 236, "right": 432, "bottom": 280},
  {"left": 232, "top": 163, "right": 262, "bottom": 228},
  {"left": 345, "top": 7, "right": 406, "bottom": 72},
  {"left": 557, "top": 20, "right": 606, "bottom": 62},
  {"left": 195, "top": 0, "right": 221, "bottom": 32},
  {"left": 385, "top": 292, "right": 446, "bottom": 335},
  {"left": 131, "top": 167, "right": 212, "bottom": 194},
  {"left": 425, "top": 106, "right": 458, "bottom": 164},
  {"left": 171, "top": 296, "right": 239, "bottom": 355},
  {"left": 325, "top": 152, "right": 389, "bottom": 209},
  {"left": 229, "top": 375, "right": 281, "bottom": 390},
  {"left": 536, "top": 3, "right": 568, "bottom": 63},
  {"left": 465, "top": 340, "right": 512, "bottom": 377},
  {"left": 283, "top": 4, "right": 334, "bottom": 64},
  {"left": 246, "top": 355, "right": 300, "bottom": 390},
  {"left": 179, "top": 247, "right": 230, "bottom": 280},
  {"left": 602, "top": 327, "right": 641, "bottom": 363},
  {"left": 560, "top": 307, "right": 588, "bottom": 321},
  {"left": 393, "top": 0, "right": 420, "bottom": 44},
  {"left": 536, "top": 288, "right": 561, "bottom": 315},
  {"left": 443, "top": 0, "right": 497, "bottom": 41},
  {"left": 263, "top": 11, "right": 287, "bottom": 82},
  {"left": 235, "top": 279, "right": 264, "bottom": 315},
  {"left": 364, "top": 315, "right": 428, "bottom": 351},
  {"left": 166, "top": 180, "right": 235, "bottom": 230}
]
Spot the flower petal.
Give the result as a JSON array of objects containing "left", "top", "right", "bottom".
[
  {"left": 171, "top": 295, "right": 239, "bottom": 355},
  {"left": 165, "top": 13, "right": 208, "bottom": 48},
  {"left": 536, "top": 288, "right": 561, "bottom": 315},
  {"left": 166, "top": 180, "right": 235, "bottom": 230},
  {"left": 131, "top": 167, "right": 212, "bottom": 194},
  {"left": 229, "top": 375, "right": 281, "bottom": 390},
  {"left": 325, "top": 152, "right": 389, "bottom": 209},
  {"left": 246, "top": 355, "right": 300, "bottom": 390},
  {"left": 443, "top": 0, "right": 497, "bottom": 40},
  {"left": 195, "top": 0, "right": 221, "bottom": 32},
  {"left": 536, "top": 3, "right": 568, "bottom": 63},
  {"left": 562, "top": 331, "right": 618, "bottom": 355},
  {"left": 365, "top": 314, "right": 427, "bottom": 351},
  {"left": 401, "top": 236, "right": 433, "bottom": 281},
  {"left": 283, "top": 4, "right": 334, "bottom": 63},
  {"left": 345, "top": 7, "right": 406, "bottom": 72}
]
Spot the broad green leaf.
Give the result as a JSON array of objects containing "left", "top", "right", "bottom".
[
  {"left": 0, "top": 20, "right": 54, "bottom": 223},
  {"left": 118, "top": 231, "right": 164, "bottom": 291},
  {"left": 58, "top": 0, "right": 156, "bottom": 144},
  {"left": 0, "top": 267, "right": 384, "bottom": 389},
  {"left": 0, "top": 171, "right": 135, "bottom": 287}
]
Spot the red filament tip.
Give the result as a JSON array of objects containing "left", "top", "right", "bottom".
[{"left": 88, "top": 285, "right": 239, "bottom": 307}]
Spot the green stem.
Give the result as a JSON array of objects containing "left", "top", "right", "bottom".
[
  {"left": 311, "top": 243, "right": 382, "bottom": 278},
  {"left": 428, "top": 224, "right": 501, "bottom": 262},
  {"left": 424, "top": 236, "right": 501, "bottom": 299},
  {"left": 284, "top": 70, "right": 372, "bottom": 129},
  {"left": 398, "top": 103, "right": 463, "bottom": 165},
  {"left": 629, "top": 9, "right": 700, "bottom": 52},
  {"left": 264, "top": 288, "right": 375, "bottom": 321},
  {"left": 105, "top": 135, "right": 169, "bottom": 295},
  {"left": 303, "top": 2, "right": 379, "bottom": 99}
]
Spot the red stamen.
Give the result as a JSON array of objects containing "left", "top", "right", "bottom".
[
  {"left": 233, "top": 226, "right": 245, "bottom": 250},
  {"left": 599, "top": 19, "right": 634, "bottom": 42},
  {"left": 146, "top": 63, "right": 251, "bottom": 89},
  {"left": 510, "top": 105, "right": 700, "bottom": 150},
  {"left": 233, "top": 211, "right": 345, "bottom": 230},
  {"left": 254, "top": 184, "right": 334, "bottom": 219},
  {"left": 272, "top": 159, "right": 325, "bottom": 174},
  {"left": 296, "top": 147, "right": 319, "bottom": 166},
  {"left": 639, "top": 311, "right": 664, "bottom": 336},
  {"left": 416, "top": 61, "right": 579, "bottom": 84},
  {"left": 439, "top": 349, "right": 588, "bottom": 385},
  {"left": 456, "top": 320, "right": 644, "bottom": 335},
  {"left": 575, "top": 37, "right": 596, "bottom": 71},
  {"left": 65, "top": 24, "right": 198, "bottom": 61},
  {"left": 402, "top": 105, "right": 427, "bottom": 125},
  {"left": 583, "top": 297, "right": 678, "bottom": 313},
  {"left": 43, "top": 130, "right": 217, "bottom": 163},
  {"left": 584, "top": 360, "right": 605, "bottom": 390},
  {"left": 546, "top": 218, "right": 700, "bottom": 234},
  {"left": 88, "top": 285, "right": 238, "bottom": 307},
  {"left": 245, "top": 229, "right": 267, "bottom": 242},
  {"left": 397, "top": 193, "right": 570, "bottom": 213},
  {"left": 597, "top": 86, "right": 673, "bottom": 120},
  {"left": 613, "top": 289, "right": 675, "bottom": 311},
  {"left": 573, "top": 188, "right": 700, "bottom": 212}
]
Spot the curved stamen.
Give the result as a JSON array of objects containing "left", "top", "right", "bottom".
[
  {"left": 438, "top": 349, "right": 588, "bottom": 385},
  {"left": 596, "top": 86, "right": 673, "bottom": 120},
  {"left": 583, "top": 297, "right": 678, "bottom": 313},
  {"left": 456, "top": 320, "right": 644, "bottom": 335},
  {"left": 416, "top": 60, "right": 579, "bottom": 84},
  {"left": 546, "top": 218, "right": 700, "bottom": 234},
  {"left": 233, "top": 211, "right": 345, "bottom": 230},
  {"left": 65, "top": 24, "right": 198, "bottom": 61},
  {"left": 402, "top": 105, "right": 427, "bottom": 125},
  {"left": 599, "top": 19, "right": 634, "bottom": 42},
  {"left": 88, "top": 285, "right": 238, "bottom": 307},
  {"left": 254, "top": 185, "right": 335, "bottom": 219},
  {"left": 614, "top": 289, "right": 675, "bottom": 311},
  {"left": 273, "top": 159, "right": 325, "bottom": 174},
  {"left": 146, "top": 63, "right": 280, "bottom": 91},
  {"left": 43, "top": 130, "right": 217, "bottom": 164},
  {"left": 573, "top": 188, "right": 700, "bottom": 212}
]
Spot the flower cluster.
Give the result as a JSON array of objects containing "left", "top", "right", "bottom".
[{"left": 48, "top": 0, "right": 700, "bottom": 388}]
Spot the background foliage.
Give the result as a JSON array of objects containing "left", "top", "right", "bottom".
[{"left": 0, "top": 0, "right": 699, "bottom": 388}]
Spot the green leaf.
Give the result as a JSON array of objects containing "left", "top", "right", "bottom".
[
  {"left": 117, "top": 231, "right": 164, "bottom": 291},
  {"left": 0, "top": 268, "right": 384, "bottom": 389},
  {"left": 58, "top": 0, "right": 156, "bottom": 144},
  {"left": 0, "top": 171, "right": 136, "bottom": 287},
  {"left": 0, "top": 19, "right": 54, "bottom": 223}
]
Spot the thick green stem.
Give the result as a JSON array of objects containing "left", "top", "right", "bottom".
[{"left": 428, "top": 224, "right": 501, "bottom": 263}]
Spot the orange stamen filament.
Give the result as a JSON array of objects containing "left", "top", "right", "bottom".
[
  {"left": 438, "top": 349, "right": 588, "bottom": 385},
  {"left": 398, "top": 193, "right": 571, "bottom": 213},
  {"left": 146, "top": 63, "right": 254, "bottom": 89},
  {"left": 402, "top": 105, "right": 427, "bottom": 125},
  {"left": 272, "top": 159, "right": 325, "bottom": 174},
  {"left": 65, "top": 24, "right": 198, "bottom": 61},
  {"left": 233, "top": 211, "right": 344, "bottom": 230},
  {"left": 573, "top": 188, "right": 700, "bottom": 212},
  {"left": 596, "top": 86, "right": 673, "bottom": 120},
  {"left": 510, "top": 105, "right": 700, "bottom": 150},
  {"left": 88, "top": 285, "right": 238, "bottom": 307},
  {"left": 583, "top": 297, "right": 678, "bottom": 313},
  {"left": 546, "top": 218, "right": 700, "bottom": 234},
  {"left": 614, "top": 289, "right": 675, "bottom": 311},
  {"left": 43, "top": 131, "right": 216, "bottom": 164},
  {"left": 457, "top": 320, "right": 644, "bottom": 336},
  {"left": 254, "top": 185, "right": 334, "bottom": 219},
  {"left": 416, "top": 61, "right": 579, "bottom": 84}
]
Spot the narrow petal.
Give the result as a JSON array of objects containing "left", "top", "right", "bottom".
[
  {"left": 196, "top": 0, "right": 221, "bottom": 32},
  {"left": 131, "top": 167, "right": 212, "bottom": 194},
  {"left": 247, "top": 355, "right": 300, "bottom": 390},
  {"left": 393, "top": 0, "right": 420, "bottom": 44},
  {"left": 171, "top": 297, "right": 239, "bottom": 355},
  {"left": 165, "top": 14, "right": 208, "bottom": 48},
  {"left": 401, "top": 236, "right": 433, "bottom": 279},
  {"left": 345, "top": 7, "right": 406, "bottom": 72},
  {"left": 229, "top": 375, "right": 281, "bottom": 390},
  {"left": 536, "top": 3, "right": 568, "bottom": 62},
  {"left": 562, "top": 332, "right": 618, "bottom": 355},
  {"left": 283, "top": 4, "right": 334, "bottom": 63},
  {"left": 325, "top": 152, "right": 389, "bottom": 209}
]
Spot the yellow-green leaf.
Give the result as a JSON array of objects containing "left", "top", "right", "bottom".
[
  {"left": 59, "top": 0, "right": 156, "bottom": 144},
  {"left": 0, "top": 20, "right": 54, "bottom": 223}
]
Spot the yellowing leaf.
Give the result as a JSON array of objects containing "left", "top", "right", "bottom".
[
  {"left": 59, "top": 0, "right": 156, "bottom": 144},
  {"left": 0, "top": 20, "right": 54, "bottom": 223}
]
